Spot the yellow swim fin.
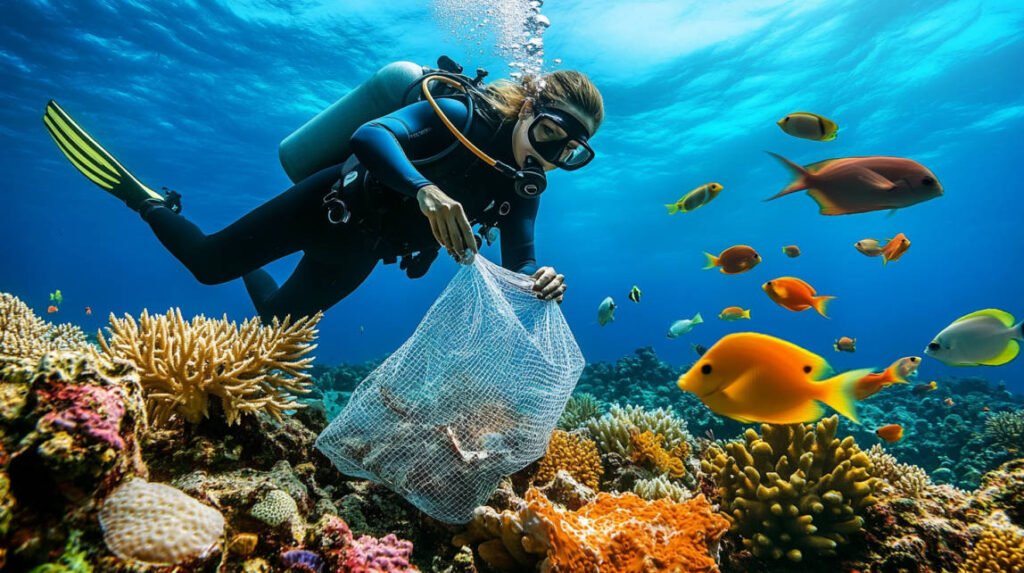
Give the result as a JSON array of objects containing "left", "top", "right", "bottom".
[{"left": 43, "top": 100, "right": 166, "bottom": 211}]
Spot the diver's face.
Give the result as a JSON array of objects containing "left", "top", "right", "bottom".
[{"left": 512, "top": 101, "right": 596, "bottom": 170}]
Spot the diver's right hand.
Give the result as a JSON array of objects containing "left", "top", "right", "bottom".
[{"left": 417, "top": 184, "right": 477, "bottom": 259}]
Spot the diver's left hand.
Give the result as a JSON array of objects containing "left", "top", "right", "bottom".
[{"left": 532, "top": 266, "right": 566, "bottom": 303}]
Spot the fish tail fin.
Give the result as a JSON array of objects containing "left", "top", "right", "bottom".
[
  {"left": 765, "top": 152, "right": 811, "bottom": 200},
  {"left": 1015, "top": 321, "right": 1024, "bottom": 340},
  {"left": 665, "top": 203, "right": 679, "bottom": 215},
  {"left": 702, "top": 252, "right": 719, "bottom": 270},
  {"left": 692, "top": 312, "right": 703, "bottom": 324},
  {"left": 820, "top": 368, "right": 874, "bottom": 424},
  {"left": 812, "top": 295, "right": 835, "bottom": 318},
  {"left": 743, "top": 309, "right": 751, "bottom": 319}
]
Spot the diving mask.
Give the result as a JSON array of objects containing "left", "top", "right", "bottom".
[{"left": 526, "top": 107, "right": 595, "bottom": 170}]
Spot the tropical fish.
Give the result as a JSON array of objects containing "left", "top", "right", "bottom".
[
  {"left": 676, "top": 332, "right": 871, "bottom": 424},
  {"left": 49, "top": 290, "right": 63, "bottom": 305},
  {"left": 85, "top": 306, "right": 92, "bottom": 316},
  {"left": 881, "top": 233, "right": 911, "bottom": 265},
  {"left": 945, "top": 398, "right": 955, "bottom": 407},
  {"left": 668, "top": 313, "right": 703, "bottom": 338},
  {"left": 597, "top": 297, "right": 616, "bottom": 326},
  {"left": 628, "top": 285, "right": 642, "bottom": 303},
  {"left": 834, "top": 337, "right": 856, "bottom": 352},
  {"left": 855, "top": 239, "right": 885, "bottom": 257},
  {"left": 719, "top": 307, "right": 751, "bottom": 321},
  {"left": 704, "top": 246, "right": 761, "bottom": 274},
  {"left": 762, "top": 277, "right": 835, "bottom": 318},
  {"left": 982, "top": 406, "right": 991, "bottom": 412},
  {"left": 766, "top": 153, "right": 943, "bottom": 215},
  {"left": 854, "top": 356, "right": 919, "bottom": 400},
  {"left": 777, "top": 112, "right": 839, "bottom": 141},
  {"left": 875, "top": 424, "right": 904, "bottom": 443},
  {"left": 692, "top": 343, "right": 708, "bottom": 357},
  {"left": 912, "top": 380, "right": 938, "bottom": 395},
  {"left": 782, "top": 245, "right": 801, "bottom": 258},
  {"left": 665, "top": 183, "right": 723, "bottom": 214},
  {"left": 925, "top": 309, "right": 1023, "bottom": 366},
  {"left": 46, "top": 305, "right": 58, "bottom": 314}
]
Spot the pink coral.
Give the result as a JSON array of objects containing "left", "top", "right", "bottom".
[
  {"left": 317, "top": 515, "right": 419, "bottom": 573},
  {"left": 38, "top": 382, "right": 127, "bottom": 450}
]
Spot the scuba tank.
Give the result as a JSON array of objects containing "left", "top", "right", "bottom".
[{"left": 278, "top": 61, "right": 424, "bottom": 183}]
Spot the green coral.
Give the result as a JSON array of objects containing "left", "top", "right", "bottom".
[
  {"left": 701, "top": 415, "right": 880, "bottom": 563},
  {"left": 250, "top": 489, "right": 298, "bottom": 527},
  {"left": 632, "top": 475, "right": 692, "bottom": 502},
  {"left": 584, "top": 404, "right": 689, "bottom": 456},
  {"left": 556, "top": 393, "right": 603, "bottom": 431}
]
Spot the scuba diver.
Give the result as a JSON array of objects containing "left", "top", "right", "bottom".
[{"left": 42, "top": 58, "right": 603, "bottom": 321}]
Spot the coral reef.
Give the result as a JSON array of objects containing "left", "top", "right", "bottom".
[
  {"left": 251, "top": 488, "right": 300, "bottom": 528},
  {"left": 451, "top": 503, "right": 544, "bottom": 572},
  {"left": 629, "top": 428, "right": 688, "bottom": 478},
  {"left": 532, "top": 430, "right": 603, "bottom": 490},
  {"left": 584, "top": 403, "right": 690, "bottom": 457},
  {"left": 555, "top": 392, "right": 603, "bottom": 431},
  {"left": 702, "top": 416, "right": 880, "bottom": 563},
  {"left": 984, "top": 410, "right": 1024, "bottom": 453},
  {"left": 317, "top": 514, "right": 419, "bottom": 572},
  {"left": 98, "top": 477, "right": 224, "bottom": 566},
  {"left": 959, "top": 511, "right": 1024, "bottom": 573},
  {"left": 632, "top": 475, "right": 692, "bottom": 502},
  {"left": 0, "top": 293, "right": 88, "bottom": 363},
  {"left": 970, "top": 458, "right": 1024, "bottom": 527},
  {"left": 522, "top": 487, "right": 729, "bottom": 572},
  {"left": 98, "top": 308, "right": 320, "bottom": 426},
  {"left": 867, "top": 444, "right": 932, "bottom": 498}
]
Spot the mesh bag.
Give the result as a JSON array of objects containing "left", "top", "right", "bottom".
[{"left": 315, "top": 256, "right": 585, "bottom": 523}]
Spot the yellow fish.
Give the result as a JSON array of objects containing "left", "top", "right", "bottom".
[
  {"left": 665, "top": 183, "right": 723, "bottom": 214},
  {"left": 677, "top": 332, "right": 872, "bottom": 424},
  {"left": 777, "top": 112, "right": 839, "bottom": 141}
]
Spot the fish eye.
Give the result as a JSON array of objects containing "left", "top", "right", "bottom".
[
  {"left": 922, "top": 176, "right": 936, "bottom": 186},
  {"left": 803, "top": 365, "right": 812, "bottom": 374},
  {"left": 701, "top": 363, "right": 712, "bottom": 375},
  {"left": 765, "top": 280, "right": 773, "bottom": 286},
  {"left": 927, "top": 342, "right": 941, "bottom": 351},
  {"left": 783, "top": 117, "right": 790, "bottom": 123}
]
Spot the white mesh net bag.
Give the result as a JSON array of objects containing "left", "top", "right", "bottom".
[{"left": 315, "top": 255, "right": 584, "bottom": 523}]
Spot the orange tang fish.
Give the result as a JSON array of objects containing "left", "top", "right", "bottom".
[
  {"left": 854, "top": 356, "right": 920, "bottom": 400},
  {"left": 47, "top": 305, "right": 58, "bottom": 314},
  {"left": 677, "top": 332, "right": 872, "bottom": 424},
  {"left": 762, "top": 277, "right": 835, "bottom": 318},
  {"left": 875, "top": 424, "right": 904, "bottom": 443},
  {"left": 703, "top": 245, "right": 761, "bottom": 274},
  {"left": 766, "top": 153, "right": 942, "bottom": 215},
  {"left": 881, "top": 233, "right": 911, "bottom": 265}
]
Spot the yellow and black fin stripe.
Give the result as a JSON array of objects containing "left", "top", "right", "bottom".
[{"left": 42, "top": 100, "right": 162, "bottom": 204}]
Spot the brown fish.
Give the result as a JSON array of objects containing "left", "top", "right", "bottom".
[
  {"left": 766, "top": 153, "right": 943, "bottom": 215},
  {"left": 782, "top": 245, "right": 801, "bottom": 258},
  {"left": 704, "top": 245, "right": 761, "bottom": 274}
]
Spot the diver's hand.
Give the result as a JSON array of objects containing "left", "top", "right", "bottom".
[
  {"left": 417, "top": 184, "right": 477, "bottom": 260},
  {"left": 532, "top": 266, "right": 566, "bottom": 304}
]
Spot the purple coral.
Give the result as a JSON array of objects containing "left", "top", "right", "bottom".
[
  {"left": 281, "top": 549, "right": 325, "bottom": 572},
  {"left": 344, "top": 534, "right": 417, "bottom": 573},
  {"left": 38, "top": 381, "right": 127, "bottom": 450}
]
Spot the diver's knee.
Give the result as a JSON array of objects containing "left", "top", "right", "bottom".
[{"left": 192, "top": 265, "right": 234, "bottom": 286}]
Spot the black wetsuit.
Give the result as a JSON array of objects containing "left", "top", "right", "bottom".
[{"left": 141, "top": 96, "right": 539, "bottom": 321}]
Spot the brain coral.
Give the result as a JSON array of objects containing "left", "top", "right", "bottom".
[
  {"left": 98, "top": 308, "right": 319, "bottom": 426},
  {"left": 250, "top": 489, "right": 299, "bottom": 527},
  {"left": 534, "top": 430, "right": 603, "bottom": 491},
  {"left": 99, "top": 478, "right": 225, "bottom": 566},
  {"left": 702, "top": 415, "right": 880, "bottom": 562}
]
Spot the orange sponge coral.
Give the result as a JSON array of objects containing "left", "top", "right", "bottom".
[
  {"left": 629, "top": 428, "right": 687, "bottom": 479},
  {"left": 534, "top": 430, "right": 603, "bottom": 491},
  {"left": 521, "top": 488, "right": 729, "bottom": 572}
]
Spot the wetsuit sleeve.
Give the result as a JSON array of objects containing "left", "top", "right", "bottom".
[
  {"left": 349, "top": 98, "right": 469, "bottom": 198},
  {"left": 500, "top": 197, "right": 540, "bottom": 275}
]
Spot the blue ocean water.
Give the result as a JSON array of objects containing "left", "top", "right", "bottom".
[{"left": 2, "top": 0, "right": 1023, "bottom": 394}]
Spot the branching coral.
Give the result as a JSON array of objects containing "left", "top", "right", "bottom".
[
  {"left": 984, "top": 410, "right": 1024, "bottom": 453},
  {"left": 0, "top": 293, "right": 88, "bottom": 362},
  {"left": 556, "top": 392, "right": 603, "bottom": 431},
  {"left": 702, "top": 415, "right": 880, "bottom": 562},
  {"left": 633, "top": 475, "right": 692, "bottom": 502},
  {"left": 584, "top": 404, "right": 690, "bottom": 457},
  {"left": 534, "top": 430, "right": 602, "bottom": 491},
  {"left": 98, "top": 309, "right": 320, "bottom": 426},
  {"left": 959, "top": 512, "right": 1024, "bottom": 573},
  {"left": 629, "top": 428, "right": 687, "bottom": 478},
  {"left": 521, "top": 487, "right": 729, "bottom": 572},
  {"left": 867, "top": 444, "right": 932, "bottom": 498}
]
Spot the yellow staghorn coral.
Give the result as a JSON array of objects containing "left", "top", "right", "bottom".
[
  {"left": 0, "top": 292, "right": 88, "bottom": 362},
  {"left": 521, "top": 487, "right": 729, "bottom": 573},
  {"left": 98, "top": 308, "right": 319, "bottom": 426},
  {"left": 630, "top": 428, "right": 687, "bottom": 479},
  {"left": 702, "top": 415, "right": 880, "bottom": 562},
  {"left": 534, "top": 430, "right": 602, "bottom": 491},
  {"left": 960, "top": 512, "right": 1024, "bottom": 573}
]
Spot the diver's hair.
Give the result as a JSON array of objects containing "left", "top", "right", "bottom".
[{"left": 481, "top": 70, "right": 604, "bottom": 132}]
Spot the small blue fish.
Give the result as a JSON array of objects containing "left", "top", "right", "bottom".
[{"left": 597, "top": 297, "right": 616, "bottom": 326}]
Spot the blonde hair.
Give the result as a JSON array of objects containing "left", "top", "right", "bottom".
[{"left": 482, "top": 70, "right": 604, "bottom": 133}]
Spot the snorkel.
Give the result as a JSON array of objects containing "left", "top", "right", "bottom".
[{"left": 418, "top": 74, "right": 594, "bottom": 199}]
